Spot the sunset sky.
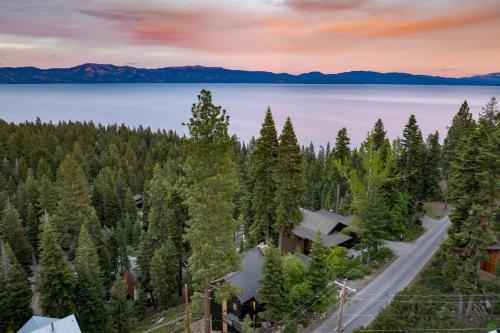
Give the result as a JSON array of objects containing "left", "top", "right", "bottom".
[{"left": 1, "top": 0, "right": 499, "bottom": 76}]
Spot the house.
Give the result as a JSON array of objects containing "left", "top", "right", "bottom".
[
  {"left": 17, "top": 314, "right": 81, "bottom": 333},
  {"left": 133, "top": 194, "right": 143, "bottom": 209},
  {"left": 480, "top": 243, "right": 500, "bottom": 276},
  {"left": 211, "top": 244, "right": 309, "bottom": 332},
  {"left": 281, "top": 208, "right": 356, "bottom": 255}
]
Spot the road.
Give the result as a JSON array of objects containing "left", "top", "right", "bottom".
[{"left": 313, "top": 216, "right": 451, "bottom": 333}]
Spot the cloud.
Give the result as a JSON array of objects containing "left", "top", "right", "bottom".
[{"left": 283, "top": 0, "right": 367, "bottom": 12}]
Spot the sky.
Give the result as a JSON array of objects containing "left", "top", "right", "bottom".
[{"left": 0, "top": 0, "right": 499, "bottom": 76}]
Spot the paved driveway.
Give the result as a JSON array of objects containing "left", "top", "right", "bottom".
[{"left": 313, "top": 216, "right": 451, "bottom": 333}]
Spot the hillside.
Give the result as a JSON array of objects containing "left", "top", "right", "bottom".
[{"left": 1, "top": 63, "right": 499, "bottom": 85}]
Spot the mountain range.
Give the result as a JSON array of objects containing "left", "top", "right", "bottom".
[{"left": 1, "top": 63, "right": 499, "bottom": 85}]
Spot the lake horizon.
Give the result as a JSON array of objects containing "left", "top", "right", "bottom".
[{"left": 1, "top": 83, "right": 499, "bottom": 147}]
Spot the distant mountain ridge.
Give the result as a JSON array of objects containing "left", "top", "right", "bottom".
[{"left": 1, "top": 63, "right": 499, "bottom": 85}]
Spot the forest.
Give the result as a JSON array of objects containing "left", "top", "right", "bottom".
[{"left": 0, "top": 90, "right": 498, "bottom": 333}]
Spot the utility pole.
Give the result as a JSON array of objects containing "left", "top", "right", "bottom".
[
  {"left": 334, "top": 279, "right": 356, "bottom": 333},
  {"left": 184, "top": 283, "right": 190, "bottom": 333}
]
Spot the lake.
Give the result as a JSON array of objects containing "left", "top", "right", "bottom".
[{"left": 1, "top": 84, "right": 499, "bottom": 146}]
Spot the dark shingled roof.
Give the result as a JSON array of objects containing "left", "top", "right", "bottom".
[
  {"left": 225, "top": 246, "right": 309, "bottom": 304},
  {"left": 293, "top": 208, "right": 353, "bottom": 247},
  {"left": 488, "top": 242, "right": 500, "bottom": 250}
]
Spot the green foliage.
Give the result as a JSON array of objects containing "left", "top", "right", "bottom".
[
  {"left": 74, "top": 225, "right": 107, "bottom": 332},
  {"left": 250, "top": 107, "right": 279, "bottom": 242},
  {"left": 38, "top": 217, "right": 75, "bottom": 318},
  {"left": 283, "top": 253, "right": 307, "bottom": 288},
  {"left": 108, "top": 277, "right": 133, "bottom": 333},
  {"left": 0, "top": 201, "right": 32, "bottom": 272},
  {"left": 183, "top": 90, "right": 241, "bottom": 329},
  {"left": 0, "top": 242, "right": 33, "bottom": 332},
  {"left": 274, "top": 117, "right": 305, "bottom": 242},
  {"left": 259, "top": 246, "right": 287, "bottom": 325},
  {"left": 133, "top": 282, "right": 148, "bottom": 319},
  {"left": 308, "top": 231, "right": 329, "bottom": 294},
  {"left": 150, "top": 241, "right": 179, "bottom": 309},
  {"left": 327, "top": 246, "right": 348, "bottom": 279},
  {"left": 53, "top": 155, "right": 94, "bottom": 254}
]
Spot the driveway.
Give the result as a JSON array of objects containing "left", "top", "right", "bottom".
[{"left": 312, "top": 215, "right": 451, "bottom": 333}]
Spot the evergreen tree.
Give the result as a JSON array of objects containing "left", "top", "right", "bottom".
[
  {"left": 250, "top": 107, "right": 279, "bottom": 242},
  {"left": 372, "top": 119, "right": 387, "bottom": 151},
  {"left": 0, "top": 242, "right": 33, "bottom": 331},
  {"left": 108, "top": 277, "right": 133, "bottom": 333},
  {"left": 147, "top": 165, "right": 172, "bottom": 245},
  {"left": 398, "top": 115, "right": 425, "bottom": 202},
  {"left": 149, "top": 242, "right": 179, "bottom": 308},
  {"left": 183, "top": 90, "right": 240, "bottom": 333},
  {"left": 259, "top": 246, "right": 287, "bottom": 329},
  {"left": 123, "top": 187, "right": 137, "bottom": 220},
  {"left": 422, "top": 131, "right": 441, "bottom": 200},
  {"left": 73, "top": 225, "right": 107, "bottom": 332},
  {"left": 134, "top": 282, "right": 148, "bottom": 319},
  {"left": 274, "top": 117, "right": 305, "bottom": 250},
  {"left": 0, "top": 201, "right": 32, "bottom": 272},
  {"left": 479, "top": 96, "right": 499, "bottom": 129},
  {"left": 84, "top": 210, "right": 113, "bottom": 289},
  {"left": 332, "top": 127, "right": 351, "bottom": 213},
  {"left": 308, "top": 231, "right": 328, "bottom": 294},
  {"left": 38, "top": 217, "right": 75, "bottom": 318},
  {"left": 359, "top": 183, "right": 387, "bottom": 263},
  {"left": 36, "top": 175, "right": 57, "bottom": 215},
  {"left": 442, "top": 101, "right": 475, "bottom": 178},
  {"left": 53, "top": 155, "right": 94, "bottom": 254}
]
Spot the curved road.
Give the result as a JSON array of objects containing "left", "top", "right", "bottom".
[{"left": 313, "top": 216, "right": 451, "bottom": 333}]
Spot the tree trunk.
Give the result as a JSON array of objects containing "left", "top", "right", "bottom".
[
  {"left": 336, "top": 185, "right": 341, "bottom": 213},
  {"left": 458, "top": 294, "right": 464, "bottom": 316},
  {"left": 204, "top": 279, "right": 211, "bottom": 333},
  {"left": 465, "top": 295, "right": 474, "bottom": 318},
  {"left": 278, "top": 231, "right": 283, "bottom": 253}
]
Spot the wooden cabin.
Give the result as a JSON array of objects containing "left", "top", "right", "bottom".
[
  {"left": 480, "top": 243, "right": 500, "bottom": 276},
  {"left": 211, "top": 244, "right": 309, "bottom": 332},
  {"left": 281, "top": 208, "right": 356, "bottom": 255}
]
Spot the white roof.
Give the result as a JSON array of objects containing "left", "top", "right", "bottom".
[
  {"left": 20, "top": 314, "right": 81, "bottom": 333},
  {"left": 17, "top": 316, "right": 57, "bottom": 333}
]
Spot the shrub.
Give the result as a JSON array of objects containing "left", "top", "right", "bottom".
[{"left": 346, "top": 267, "right": 364, "bottom": 280}]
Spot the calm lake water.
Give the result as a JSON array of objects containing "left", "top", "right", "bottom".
[{"left": 1, "top": 84, "right": 499, "bottom": 146}]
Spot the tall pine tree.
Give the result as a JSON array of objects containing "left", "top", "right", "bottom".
[
  {"left": 274, "top": 117, "right": 305, "bottom": 250},
  {"left": 0, "top": 201, "right": 32, "bottom": 272},
  {"left": 74, "top": 225, "right": 107, "bottom": 332},
  {"left": 250, "top": 107, "right": 279, "bottom": 243},
  {"left": 183, "top": 90, "right": 240, "bottom": 333},
  {"left": 38, "top": 217, "right": 75, "bottom": 318}
]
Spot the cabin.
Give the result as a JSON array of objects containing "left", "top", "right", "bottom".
[
  {"left": 281, "top": 208, "right": 356, "bottom": 255},
  {"left": 480, "top": 243, "right": 500, "bottom": 276},
  {"left": 211, "top": 244, "right": 309, "bottom": 332}
]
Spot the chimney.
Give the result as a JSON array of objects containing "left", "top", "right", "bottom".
[{"left": 51, "top": 322, "right": 55, "bottom": 332}]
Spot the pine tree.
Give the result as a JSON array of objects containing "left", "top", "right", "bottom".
[
  {"left": 399, "top": 115, "right": 425, "bottom": 202},
  {"left": 442, "top": 101, "right": 475, "bottom": 178},
  {"left": 123, "top": 187, "right": 137, "bottom": 220},
  {"left": 149, "top": 242, "right": 179, "bottom": 308},
  {"left": 372, "top": 119, "right": 387, "bottom": 151},
  {"left": 0, "top": 242, "right": 33, "bottom": 331},
  {"left": 250, "top": 107, "right": 279, "bottom": 242},
  {"left": 183, "top": 90, "right": 240, "bottom": 333},
  {"left": 274, "top": 117, "right": 305, "bottom": 250},
  {"left": 108, "top": 277, "right": 133, "bottom": 333},
  {"left": 422, "top": 131, "right": 441, "bottom": 200},
  {"left": 36, "top": 175, "right": 57, "bottom": 215},
  {"left": 134, "top": 282, "right": 148, "bottom": 319},
  {"left": 359, "top": 183, "right": 387, "bottom": 263},
  {"left": 84, "top": 210, "right": 113, "bottom": 289},
  {"left": 308, "top": 231, "right": 328, "bottom": 294},
  {"left": 259, "top": 246, "right": 287, "bottom": 329},
  {"left": 53, "top": 155, "right": 94, "bottom": 254},
  {"left": 332, "top": 127, "right": 351, "bottom": 213},
  {"left": 0, "top": 201, "right": 32, "bottom": 272},
  {"left": 38, "top": 217, "right": 75, "bottom": 318},
  {"left": 147, "top": 164, "right": 172, "bottom": 245},
  {"left": 73, "top": 225, "right": 107, "bottom": 332}
]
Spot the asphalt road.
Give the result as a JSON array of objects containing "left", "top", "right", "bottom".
[{"left": 313, "top": 216, "right": 451, "bottom": 333}]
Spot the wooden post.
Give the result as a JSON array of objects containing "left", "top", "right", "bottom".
[
  {"left": 336, "top": 280, "right": 346, "bottom": 333},
  {"left": 184, "top": 284, "right": 190, "bottom": 333}
]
